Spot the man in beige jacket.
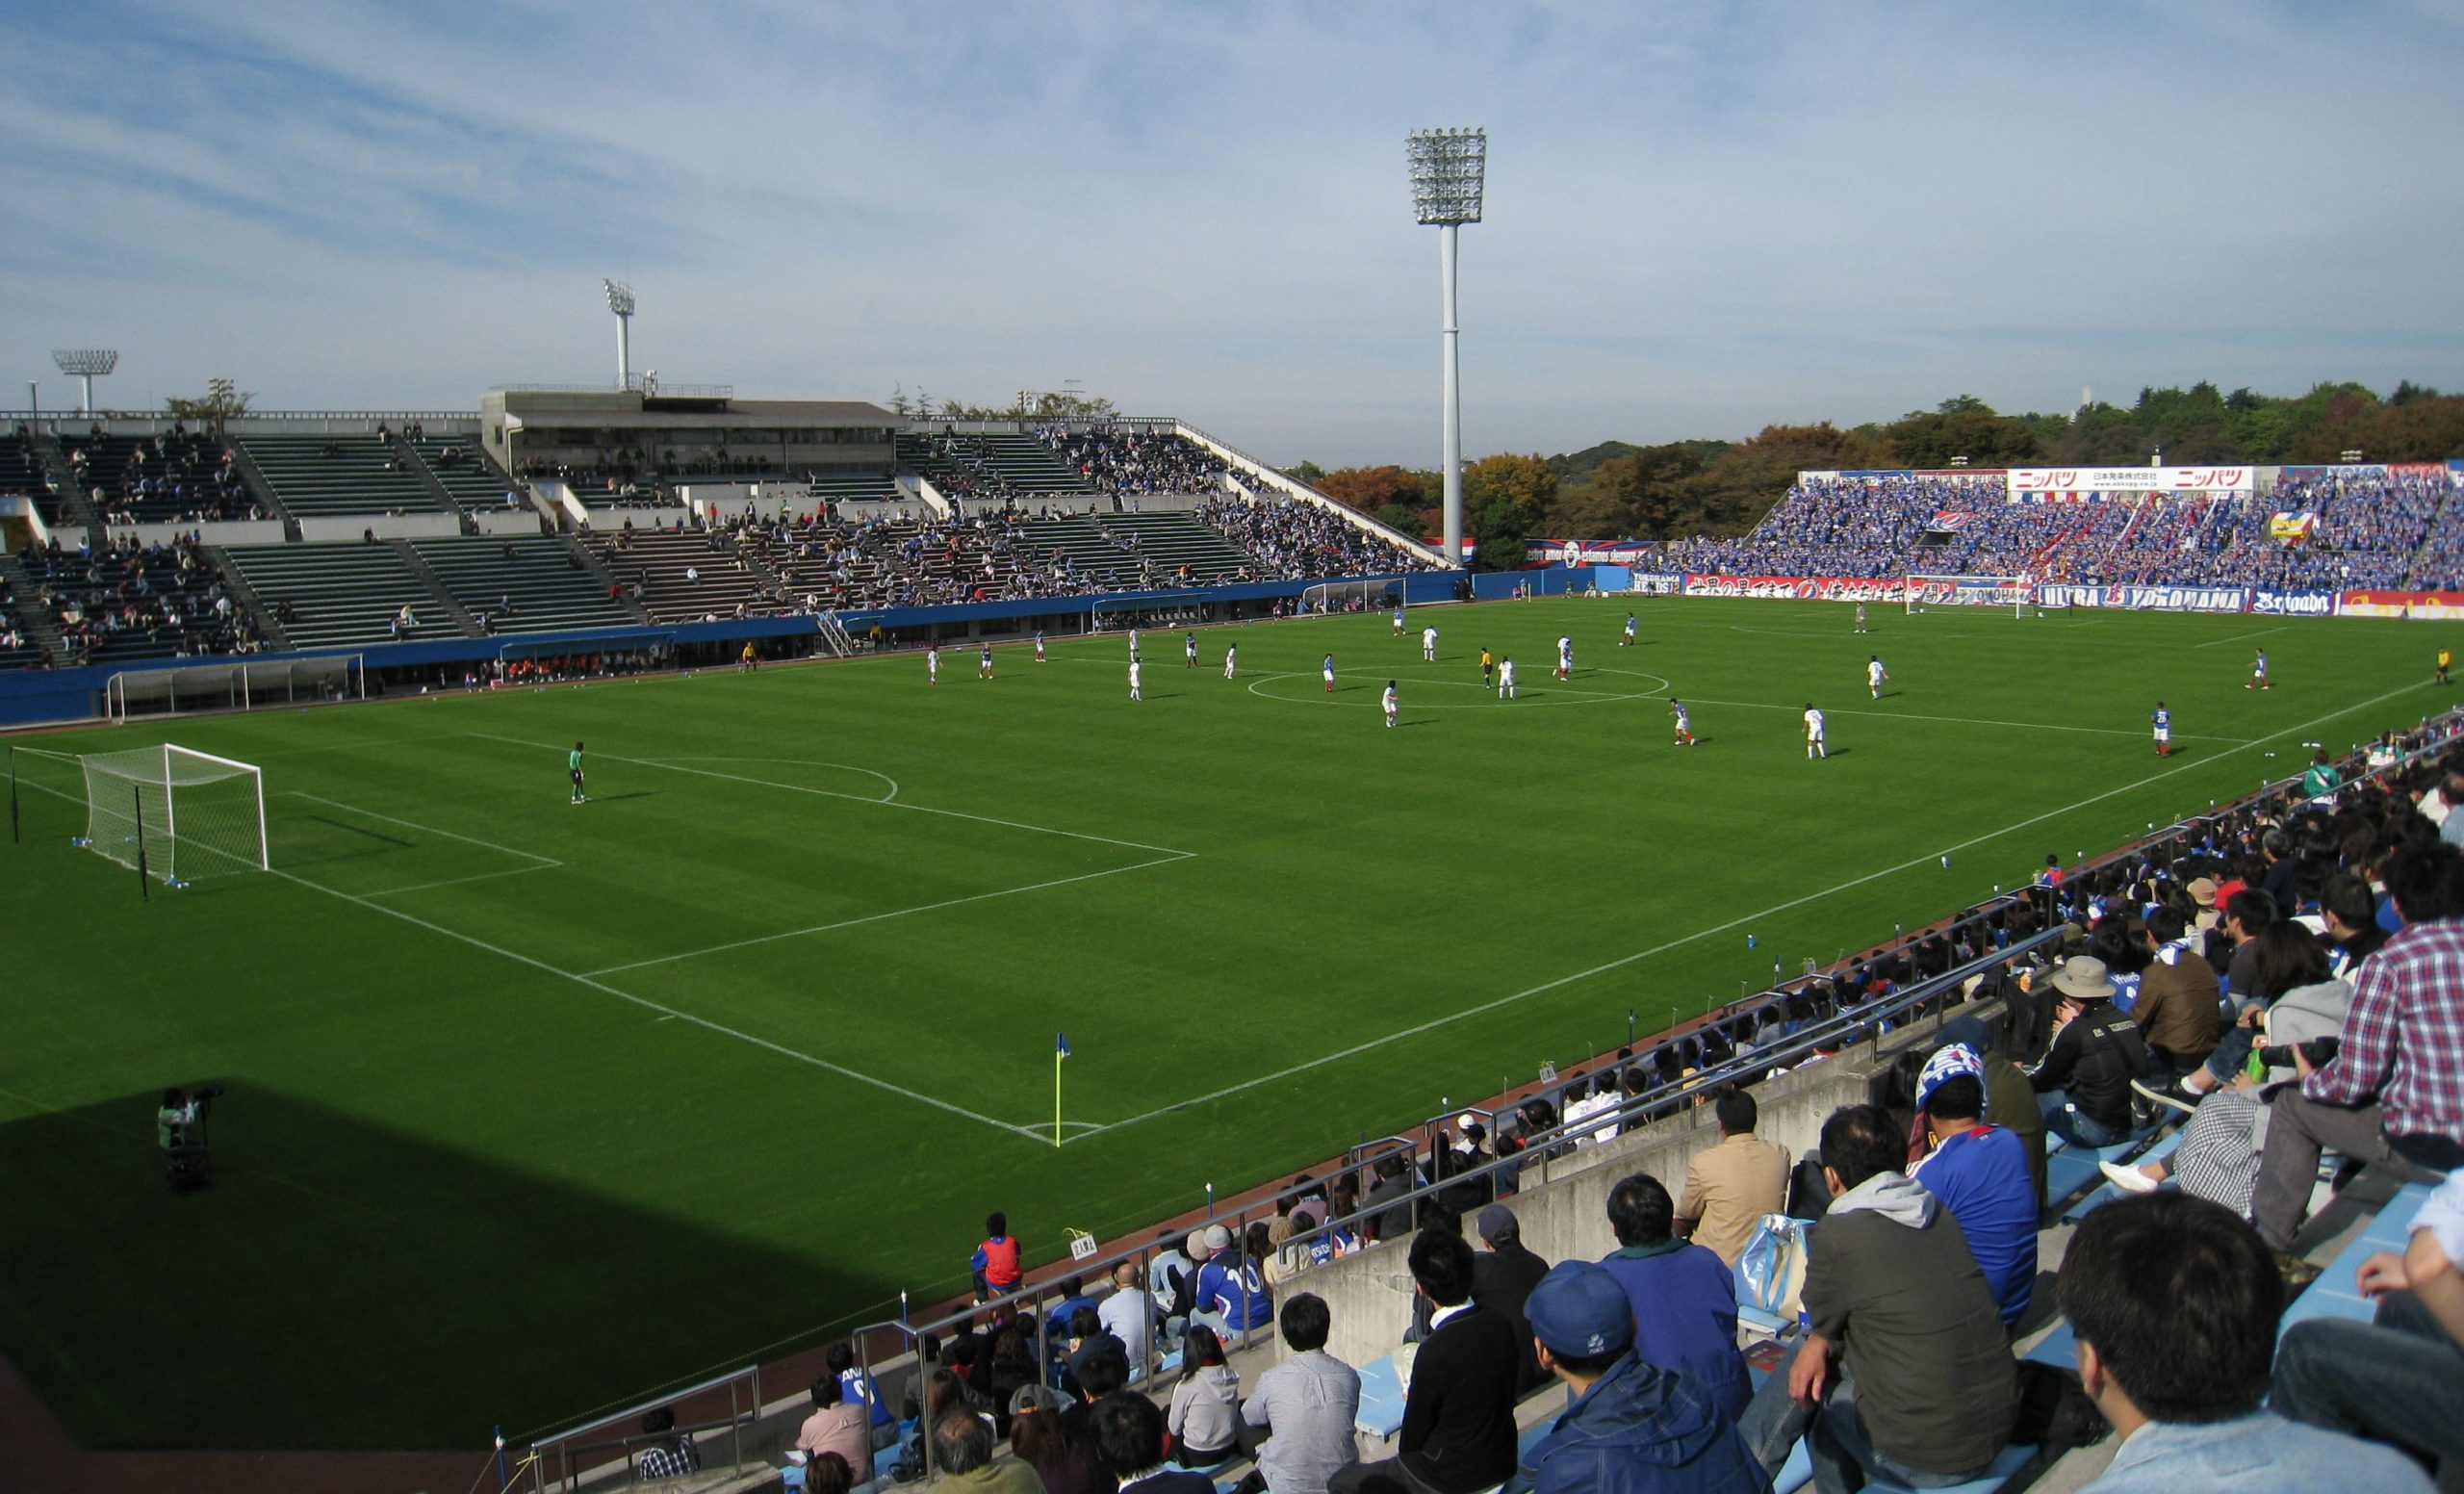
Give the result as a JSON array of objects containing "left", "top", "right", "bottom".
[{"left": 1674, "top": 1089, "right": 1790, "bottom": 1266}]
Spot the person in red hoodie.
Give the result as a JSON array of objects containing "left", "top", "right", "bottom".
[{"left": 973, "top": 1212, "right": 1022, "bottom": 1301}]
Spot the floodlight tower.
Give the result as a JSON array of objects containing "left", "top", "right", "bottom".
[
  {"left": 52, "top": 349, "right": 118, "bottom": 417},
  {"left": 603, "top": 279, "right": 636, "bottom": 391},
  {"left": 1406, "top": 127, "right": 1485, "bottom": 565}
]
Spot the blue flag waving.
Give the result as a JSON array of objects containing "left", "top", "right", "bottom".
[{"left": 1056, "top": 1031, "right": 1070, "bottom": 1059}]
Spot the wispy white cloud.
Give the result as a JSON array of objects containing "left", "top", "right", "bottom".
[{"left": 0, "top": 0, "right": 2457, "bottom": 461}]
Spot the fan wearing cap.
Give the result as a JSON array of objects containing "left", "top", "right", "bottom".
[
  {"left": 1471, "top": 1205, "right": 1553, "bottom": 1396},
  {"left": 2026, "top": 956, "right": 2153, "bottom": 1147},
  {"left": 1501, "top": 1261, "right": 1766, "bottom": 1494},
  {"left": 1909, "top": 1043, "right": 2039, "bottom": 1327}
]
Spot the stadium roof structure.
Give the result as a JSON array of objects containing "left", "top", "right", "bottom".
[{"left": 485, "top": 387, "right": 895, "bottom": 427}]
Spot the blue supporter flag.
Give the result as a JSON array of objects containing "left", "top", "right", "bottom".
[{"left": 1056, "top": 1031, "right": 1070, "bottom": 1059}]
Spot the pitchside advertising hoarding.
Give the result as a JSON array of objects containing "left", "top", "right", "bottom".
[
  {"left": 1681, "top": 575, "right": 1909, "bottom": 601},
  {"left": 2005, "top": 466, "right": 2255, "bottom": 499},
  {"left": 2339, "top": 591, "right": 2464, "bottom": 621}
]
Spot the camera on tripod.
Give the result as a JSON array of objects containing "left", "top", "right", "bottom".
[{"left": 157, "top": 1082, "right": 226, "bottom": 1193}]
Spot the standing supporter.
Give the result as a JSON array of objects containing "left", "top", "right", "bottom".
[
  {"left": 1470, "top": 1204, "right": 1553, "bottom": 1395},
  {"left": 1736, "top": 1105, "right": 2017, "bottom": 1494},
  {"left": 1675, "top": 1090, "right": 1790, "bottom": 1267},
  {"left": 1503, "top": 1261, "right": 1769, "bottom": 1494},
  {"left": 1595, "top": 1174, "right": 1751, "bottom": 1423},
  {"left": 2272, "top": 1167, "right": 2464, "bottom": 1479},
  {"left": 1328, "top": 1230, "right": 1520, "bottom": 1494},
  {"left": 2251, "top": 839, "right": 2464, "bottom": 1252},
  {"left": 1908, "top": 1045, "right": 2038, "bottom": 1327},
  {"left": 1237, "top": 1292, "right": 1361, "bottom": 1494},
  {"left": 2061, "top": 1194, "right": 2432, "bottom": 1493}
]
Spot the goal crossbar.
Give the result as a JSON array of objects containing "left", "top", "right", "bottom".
[
  {"left": 75, "top": 744, "right": 270, "bottom": 884},
  {"left": 1904, "top": 575, "right": 2034, "bottom": 618}
]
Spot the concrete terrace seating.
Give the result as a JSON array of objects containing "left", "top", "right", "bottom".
[
  {"left": 0, "top": 575, "right": 46, "bottom": 667},
  {"left": 1101, "top": 512, "right": 1260, "bottom": 583},
  {"left": 409, "top": 437, "right": 524, "bottom": 513},
  {"left": 807, "top": 471, "right": 903, "bottom": 506},
  {"left": 61, "top": 431, "right": 262, "bottom": 526},
  {"left": 1022, "top": 514, "right": 1145, "bottom": 589},
  {"left": 0, "top": 429, "right": 69, "bottom": 526},
  {"left": 897, "top": 433, "right": 1087, "bottom": 507},
  {"left": 582, "top": 528, "right": 780, "bottom": 624},
  {"left": 410, "top": 536, "right": 637, "bottom": 634},
  {"left": 221, "top": 542, "right": 463, "bottom": 649},
  {"left": 240, "top": 433, "right": 451, "bottom": 519},
  {"left": 19, "top": 541, "right": 260, "bottom": 665}
]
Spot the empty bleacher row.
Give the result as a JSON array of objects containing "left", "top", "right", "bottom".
[
  {"left": 409, "top": 436, "right": 526, "bottom": 514},
  {"left": 240, "top": 433, "right": 451, "bottom": 520},
  {"left": 409, "top": 536, "right": 638, "bottom": 633},
  {"left": 583, "top": 528, "right": 776, "bottom": 623},
  {"left": 218, "top": 543, "right": 464, "bottom": 649}
]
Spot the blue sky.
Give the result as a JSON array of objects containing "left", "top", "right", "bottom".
[{"left": 2, "top": 1, "right": 2459, "bottom": 465}]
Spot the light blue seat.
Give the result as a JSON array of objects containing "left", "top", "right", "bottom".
[
  {"left": 1353, "top": 1354, "right": 1407, "bottom": 1440},
  {"left": 2060, "top": 1128, "right": 2186, "bottom": 1223}
]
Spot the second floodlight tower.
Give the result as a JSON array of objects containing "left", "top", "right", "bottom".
[
  {"left": 52, "top": 348, "right": 118, "bottom": 417},
  {"left": 1406, "top": 127, "right": 1485, "bottom": 565},
  {"left": 603, "top": 279, "right": 636, "bottom": 391}
]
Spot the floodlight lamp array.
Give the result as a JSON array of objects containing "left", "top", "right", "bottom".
[
  {"left": 603, "top": 279, "right": 636, "bottom": 317},
  {"left": 1405, "top": 128, "right": 1487, "bottom": 225},
  {"left": 51, "top": 349, "right": 119, "bottom": 376}
]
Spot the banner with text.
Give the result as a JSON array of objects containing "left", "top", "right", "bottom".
[
  {"left": 1682, "top": 574, "right": 1909, "bottom": 602},
  {"left": 2339, "top": 590, "right": 2464, "bottom": 621},
  {"left": 2007, "top": 467, "right": 2255, "bottom": 500},
  {"left": 2249, "top": 590, "right": 2338, "bottom": 618},
  {"left": 2036, "top": 583, "right": 2249, "bottom": 613}
]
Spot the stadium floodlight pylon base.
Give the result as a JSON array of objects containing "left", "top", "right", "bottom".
[{"left": 1904, "top": 575, "right": 2035, "bottom": 619}]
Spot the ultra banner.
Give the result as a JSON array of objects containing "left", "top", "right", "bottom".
[{"left": 2035, "top": 583, "right": 2249, "bottom": 613}]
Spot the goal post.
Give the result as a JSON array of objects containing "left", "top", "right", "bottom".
[
  {"left": 74, "top": 745, "right": 269, "bottom": 886},
  {"left": 1904, "top": 575, "right": 2035, "bottom": 618}
]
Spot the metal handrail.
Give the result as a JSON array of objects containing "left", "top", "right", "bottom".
[{"left": 519, "top": 1361, "right": 761, "bottom": 1490}]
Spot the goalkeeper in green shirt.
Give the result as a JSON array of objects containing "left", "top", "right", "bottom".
[{"left": 569, "top": 741, "right": 587, "bottom": 805}]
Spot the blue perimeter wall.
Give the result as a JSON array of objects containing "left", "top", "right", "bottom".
[{"left": 0, "top": 570, "right": 1472, "bottom": 728}]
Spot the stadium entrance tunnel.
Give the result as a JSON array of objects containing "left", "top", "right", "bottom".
[{"left": 0, "top": 1085, "right": 896, "bottom": 1451}]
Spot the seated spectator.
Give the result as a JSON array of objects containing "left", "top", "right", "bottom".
[
  {"left": 936, "top": 1406, "right": 1045, "bottom": 1494},
  {"left": 1237, "top": 1292, "right": 1360, "bottom": 1494},
  {"left": 1939, "top": 1012, "right": 2048, "bottom": 1207},
  {"left": 1596, "top": 1173, "right": 1751, "bottom": 1423},
  {"left": 2130, "top": 906, "right": 2222, "bottom": 1071},
  {"left": 634, "top": 1405, "right": 701, "bottom": 1481},
  {"left": 1328, "top": 1229, "right": 1519, "bottom": 1494},
  {"left": 1098, "top": 1259, "right": 1157, "bottom": 1362},
  {"left": 1503, "top": 1260, "right": 1767, "bottom": 1494},
  {"left": 1470, "top": 1203, "right": 1553, "bottom": 1395},
  {"left": 1166, "top": 1325, "right": 1242, "bottom": 1466},
  {"left": 1676, "top": 1089, "right": 1791, "bottom": 1267},
  {"left": 1090, "top": 1390, "right": 1216, "bottom": 1494},
  {"left": 1193, "top": 1224, "right": 1273, "bottom": 1336},
  {"left": 802, "top": 1450, "right": 854, "bottom": 1494},
  {"left": 2061, "top": 1193, "right": 2433, "bottom": 1492},
  {"left": 1908, "top": 1044, "right": 2038, "bottom": 1327},
  {"left": 2272, "top": 1167, "right": 2464, "bottom": 1481},
  {"left": 1736, "top": 1104, "right": 2016, "bottom": 1493},
  {"left": 1047, "top": 1275, "right": 1099, "bottom": 1341},
  {"left": 975, "top": 1211, "right": 1024, "bottom": 1300},
  {"left": 827, "top": 1340, "right": 898, "bottom": 1450},
  {"left": 795, "top": 1374, "right": 872, "bottom": 1477},
  {"left": 2028, "top": 957, "right": 2151, "bottom": 1146},
  {"left": 1013, "top": 1383, "right": 1110, "bottom": 1494}
]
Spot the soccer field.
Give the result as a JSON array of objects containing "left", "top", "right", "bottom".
[{"left": 0, "top": 596, "right": 2442, "bottom": 1449}]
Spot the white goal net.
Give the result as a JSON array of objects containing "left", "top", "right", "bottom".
[
  {"left": 1904, "top": 575, "right": 2035, "bottom": 617},
  {"left": 75, "top": 745, "right": 269, "bottom": 885}
]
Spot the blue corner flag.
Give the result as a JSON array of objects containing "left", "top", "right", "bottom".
[{"left": 1056, "top": 1031, "right": 1070, "bottom": 1058}]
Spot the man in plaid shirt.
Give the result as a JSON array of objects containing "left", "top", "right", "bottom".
[
  {"left": 635, "top": 1405, "right": 701, "bottom": 1481},
  {"left": 2252, "top": 839, "right": 2464, "bottom": 1252}
]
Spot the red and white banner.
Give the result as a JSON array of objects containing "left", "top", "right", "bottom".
[
  {"left": 1928, "top": 510, "right": 1973, "bottom": 529},
  {"left": 1682, "top": 574, "right": 1908, "bottom": 602},
  {"left": 2007, "top": 467, "right": 2253, "bottom": 497}
]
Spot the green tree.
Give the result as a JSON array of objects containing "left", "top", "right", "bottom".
[
  {"left": 1470, "top": 496, "right": 1529, "bottom": 572},
  {"left": 1373, "top": 502, "right": 1422, "bottom": 535},
  {"left": 1463, "top": 452, "right": 1558, "bottom": 530},
  {"left": 1881, "top": 398, "right": 2042, "bottom": 469},
  {"left": 1284, "top": 460, "right": 1326, "bottom": 486}
]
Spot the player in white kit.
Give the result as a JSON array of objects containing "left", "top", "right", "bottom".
[
  {"left": 927, "top": 644, "right": 940, "bottom": 684},
  {"left": 1555, "top": 636, "right": 1573, "bottom": 680},
  {"left": 1128, "top": 658, "right": 1142, "bottom": 702},
  {"left": 1867, "top": 655, "right": 1887, "bottom": 700},
  {"left": 1382, "top": 681, "right": 1399, "bottom": 728},
  {"left": 1034, "top": 630, "right": 1046, "bottom": 662},
  {"left": 1498, "top": 657, "right": 1517, "bottom": 699},
  {"left": 1223, "top": 645, "right": 1237, "bottom": 679},
  {"left": 1805, "top": 703, "right": 1828, "bottom": 760},
  {"left": 1185, "top": 632, "right": 1197, "bottom": 667},
  {"left": 1422, "top": 625, "right": 1438, "bottom": 662}
]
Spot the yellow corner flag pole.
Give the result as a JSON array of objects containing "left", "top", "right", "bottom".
[{"left": 1053, "top": 1031, "right": 1069, "bottom": 1148}]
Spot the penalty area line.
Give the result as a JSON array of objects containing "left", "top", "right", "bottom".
[{"left": 1062, "top": 675, "right": 2426, "bottom": 1144}]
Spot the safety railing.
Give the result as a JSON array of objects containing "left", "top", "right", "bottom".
[{"left": 516, "top": 1362, "right": 761, "bottom": 1492}]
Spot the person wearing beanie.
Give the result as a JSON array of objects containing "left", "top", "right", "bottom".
[
  {"left": 1502, "top": 1261, "right": 1766, "bottom": 1494},
  {"left": 1909, "top": 1043, "right": 2038, "bottom": 1327},
  {"left": 1470, "top": 1204, "right": 1553, "bottom": 1395}
]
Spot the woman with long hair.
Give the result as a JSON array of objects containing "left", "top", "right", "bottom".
[{"left": 1166, "top": 1324, "right": 1243, "bottom": 1465}]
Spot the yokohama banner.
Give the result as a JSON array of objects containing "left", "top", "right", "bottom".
[
  {"left": 2035, "top": 583, "right": 2249, "bottom": 613},
  {"left": 1682, "top": 574, "right": 1908, "bottom": 601}
]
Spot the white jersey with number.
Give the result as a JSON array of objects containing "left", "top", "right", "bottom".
[
  {"left": 1868, "top": 659, "right": 1886, "bottom": 687},
  {"left": 1382, "top": 686, "right": 1398, "bottom": 717},
  {"left": 1423, "top": 627, "right": 1437, "bottom": 649},
  {"left": 1805, "top": 708, "right": 1826, "bottom": 741}
]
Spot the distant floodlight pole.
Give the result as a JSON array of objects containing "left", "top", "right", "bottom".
[
  {"left": 603, "top": 280, "right": 636, "bottom": 391},
  {"left": 51, "top": 349, "right": 118, "bottom": 417},
  {"left": 1407, "top": 128, "right": 1484, "bottom": 565}
]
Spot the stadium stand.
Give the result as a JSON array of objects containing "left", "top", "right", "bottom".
[
  {"left": 18, "top": 537, "right": 263, "bottom": 664},
  {"left": 0, "top": 425, "right": 70, "bottom": 528},
  {"left": 57, "top": 426, "right": 267, "bottom": 527},
  {"left": 240, "top": 432, "right": 453, "bottom": 519},
  {"left": 407, "top": 435, "right": 526, "bottom": 515},
  {"left": 896, "top": 431, "right": 1088, "bottom": 507},
  {"left": 0, "top": 569, "right": 45, "bottom": 667},
  {"left": 1101, "top": 511, "right": 1268, "bottom": 582},
  {"left": 1040, "top": 425, "right": 1236, "bottom": 502},
  {"left": 1197, "top": 495, "right": 1437, "bottom": 578},
  {"left": 581, "top": 525, "right": 778, "bottom": 623},
  {"left": 219, "top": 541, "right": 464, "bottom": 648},
  {"left": 408, "top": 535, "right": 640, "bottom": 633},
  {"left": 807, "top": 470, "right": 904, "bottom": 507}
]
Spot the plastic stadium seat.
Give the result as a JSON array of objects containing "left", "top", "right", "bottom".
[{"left": 1352, "top": 1354, "right": 1407, "bottom": 1440}]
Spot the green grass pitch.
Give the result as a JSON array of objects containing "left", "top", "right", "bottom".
[{"left": 0, "top": 597, "right": 2442, "bottom": 1449}]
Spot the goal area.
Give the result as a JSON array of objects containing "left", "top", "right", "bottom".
[
  {"left": 73, "top": 745, "right": 269, "bottom": 886},
  {"left": 1905, "top": 575, "right": 2036, "bottom": 617}
]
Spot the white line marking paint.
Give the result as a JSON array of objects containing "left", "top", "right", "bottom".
[
  {"left": 2192, "top": 625, "right": 2289, "bottom": 650},
  {"left": 288, "top": 790, "right": 562, "bottom": 864},
  {"left": 1663, "top": 695, "right": 2254, "bottom": 744}
]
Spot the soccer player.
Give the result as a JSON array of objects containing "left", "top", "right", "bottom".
[
  {"left": 1804, "top": 703, "right": 1827, "bottom": 760},
  {"left": 1392, "top": 605, "right": 1406, "bottom": 636},
  {"left": 979, "top": 643, "right": 994, "bottom": 680},
  {"left": 927, "top": 644, "right": 940, "bottom": 684},
  {"left": 1127, "top": 628, "right": 1141, "bottom": 662},
  {"left": 1223, "top": 645, "right": 1237, "bottom": 680},
  {"left": 1034, "top": 629, "right": 1047, "bottom": 663},
  {"left": 1184, "top": 631, "right": 1197, "bottom": 667},
  {"left": 1382, "top": 681, "right": 1399, "bottom": 729},
  {"left": 1322, "top": 653, "right": 1336, "bottom": 693},
  {"left": 1422, "top": 624, "right": 1438, "bottom": 662},
  {"left": 1499, "top": 656, "right": 1517, "bottom": 699},
  {"left": 1555, "top": 635, "right": 1573, "bottom": 680},
  {"left": 739, "top": 642, "right": 757, "bottom": 672},
  {"left": 1670, "top": 697, "right": 1695, "bottom": 746},
  {"left": 1478, "top": 646, "right": 1495, "bottom": 686},
  {"left": 1128, "top": 658, "right": 1142, "bottom": 702},
  {"left": 1867, "top": 654, "right": 1887, "bottom": 700},
  {"left": 1621, "top": 612, "right": 1636, "bottom": 647},
  {"left": 2152, "top": 700, "right": 2171, "bottom": 758},
  {"left": 1855, "top": 602, "right": 1869, "bottom": 634},
  {"left": 569, "top": 740, "right": 587, "bottom": 804},
  {"left": 2247, "top": 648, "right": 2273, "bottom": 689},
  {"left": 2440, "top": 646, "right": 2451, "bottom": 684}
]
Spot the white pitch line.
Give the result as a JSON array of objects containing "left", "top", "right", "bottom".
[
  {"left": 1665, "top": 695, "right": 2254, "bottom": 744},
  {"left": 584, "top": 851, "right": 1194, "bottom": 976},
  {"left": 363, "top": 863, "right": 563, "bottom": 897},
  {"left": 2192, "top": 625, "right": 2289, "bottom": 650},
  {"left": 8, "top": 771, "right": 1050, "bottom": 1143},
  {"left": 287, "top": 790, "right": 562, "bottom": 864},
  {"left": 1064, "top": 675, "right": 2427, "bottom": 1142},
  {"left": 466, "top": 733, "right": 1194, "bottom": 857}
]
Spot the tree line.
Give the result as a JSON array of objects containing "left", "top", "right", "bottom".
[{"left": 1286, "top": 380, "right": 2464, "bottom": 551}]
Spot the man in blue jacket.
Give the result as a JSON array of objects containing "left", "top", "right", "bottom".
[
  {"left": 1505, "top": 1261, "right": 1769, "bottom": 1494},
  {"left": 1909, "top": 1044, "right": 2038, "bottom": 1327},
  {"left": 1596, "top": 1173, "right": 1753, "bottom": 1422}
]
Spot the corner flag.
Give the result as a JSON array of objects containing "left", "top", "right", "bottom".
[{"left": 1053, "top": 1032, "right": 1070, "bottom": 1147}]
